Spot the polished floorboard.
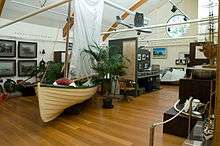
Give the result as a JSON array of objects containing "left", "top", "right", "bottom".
[{"left": 0, "top": 85, "right": 184, "bottom": 146}]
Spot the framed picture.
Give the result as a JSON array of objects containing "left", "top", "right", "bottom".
[
  {"left": 188, "top": 42, "right": 209, "bottom": 67},
  {"left": 142, "top": 54, "right": 146, "bottom": 60},
  {"left": 18, "top": 60, "right": 37, "bottom": 77},
  {"left": 153, "top": 48, "right": 167, "bottom": 59},
  {"left": 18, "top": 42, "right": 37, "bottom": 58},
  {"left": 137, "top": 54, "right": 141, "bottom": 61},
  {"left": 0, "top": 39, "right": 16, "bottom": 58},
  {"left": 175, "top": 59, "right": 187, "bottom": 65},
  {"left": 0, "top": 60, "right": 16, "bottom": 77},
  {"left": 178, "top": 52, "right": 188, "bottom": 60},
  {"left": 68, "top": 43, "right": 73, "bottom": 50}
]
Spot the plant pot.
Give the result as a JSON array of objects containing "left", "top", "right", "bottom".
[{"left": 102, "top": 97, "right": 114, "bottom": 109}]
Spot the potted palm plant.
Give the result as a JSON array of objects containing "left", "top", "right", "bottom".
[{"left": 82, "top": 43, "right": 128, "bottom": 108}]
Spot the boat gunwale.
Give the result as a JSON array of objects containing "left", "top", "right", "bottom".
[{"left": 39, "top": 83, "right": 98, "bottom": 89}]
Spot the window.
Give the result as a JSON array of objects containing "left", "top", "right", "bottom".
[
  {"left": 166, "top": 14, "right": 189, "bottom": 38},
  {"left": 198, "top": 0, "right": 218, "bottom": 41}
]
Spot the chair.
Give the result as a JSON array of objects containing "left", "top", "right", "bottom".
[{"left": 118, "top": 78, "right": 136, "bottom": 101}]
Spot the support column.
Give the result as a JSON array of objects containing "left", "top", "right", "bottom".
[{"left": 213, "top": 1, "right": 220, "bottom": 145}]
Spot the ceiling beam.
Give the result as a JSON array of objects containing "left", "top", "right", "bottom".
[
  {"left": 0, "top": 0, "right": 6, "bottom": 16},
  {"left": 102, "top": 0, "right": 147, "bottom": 41},
  {"left": 63, "top": 13, "right": 74, "bottom": 37}
]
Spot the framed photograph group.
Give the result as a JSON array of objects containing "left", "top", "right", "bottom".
[
  {"left": 0, "top": 60, "right": 16, "bottom": 77},
  {"left": 18, "top": 60, "right": 37, "bottom": 77},
  {"left": 0, "top": 40, "right": 38, "bottom": 77},
  {"left": 0, "top": 39, "right": 16, "bottom": 57},
  {"left": 18, "top": 42, "right": 37, "bottom": 58}
]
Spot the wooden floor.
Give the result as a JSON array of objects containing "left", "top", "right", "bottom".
[{"left": 0, "top": 85, "right": 185, "bottom": 146}]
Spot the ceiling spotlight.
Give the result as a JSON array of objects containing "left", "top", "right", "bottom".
[
  {"left": 171, "top": 5, "right": 177, "bottom": 13},
  {"left": 116, "top": 16, "right": 121, "bottom": 21},
  {"left": 42, "top": 49, "right": 46, "bottom": 55},
  {"left": 183, "top": 16, "right": 188, "bottom": 21}
]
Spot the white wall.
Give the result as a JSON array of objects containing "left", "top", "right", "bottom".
[
  {"left": 0, "top": 0, "right": 198, "bottom": 83},
  {"left": 0, "top": 18, "right": 70, "bottom": 83},
  {"left": 108, "top": 0, "right": 198, "bottom": 69}
]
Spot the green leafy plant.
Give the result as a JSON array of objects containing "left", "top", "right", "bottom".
[
  {"left": 42, "top": 61, "right": 63, "bottom": 84},
  {"left": 82, "top": 43, "right": 129, "bottom": 93}
]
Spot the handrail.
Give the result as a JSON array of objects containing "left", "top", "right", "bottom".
[{"left": 149, "top": 97, "right": 193, "bottom": 146}]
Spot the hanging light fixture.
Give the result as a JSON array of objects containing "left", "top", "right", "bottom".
[
  {"left": 169, "top": 0, "right": 190, "bottom": 20},
  {"left": 171, "top": 5, "right": 178, "bottom": 12},
  {"left": 42, "top": 49, "right": 46, "bottom": 55},
  {"left": 183, "top": 16, "right": 188, "bottom": 21}
]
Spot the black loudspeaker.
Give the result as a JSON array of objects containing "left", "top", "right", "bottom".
[{"left": 134, "top": 12, "right": 144, "bottom": 27}]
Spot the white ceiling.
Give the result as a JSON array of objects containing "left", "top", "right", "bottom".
[{"left": 1, "top": 0, "right": 167, "bottom": 30}]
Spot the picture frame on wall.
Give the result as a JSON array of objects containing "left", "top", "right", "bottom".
[
  {"left": 18, "top": 42, "right": 37, "bottom": 58},
  {"left": 137, "top": 54, "right": 141, "bottom": 61},
  {"left": 142, "top": 54, "right": 146, "bottom": 60},
  {"left": 68, "top": 43, "right": 73, "bottom": 50},
  {"left": 178, "top": 52, "right": 188, "bottom": 60},
  {"left": 0, "top": 60, "right": 16, "bottom": 77},
  {"left": 152, "top": 48, "right": 167, "bottom": 59},
  {"left": 18, "top": 60, "right": 37, "bottom": 77},
  {"left": 0, "top": 39, "right": 16, "bottom": 58}
]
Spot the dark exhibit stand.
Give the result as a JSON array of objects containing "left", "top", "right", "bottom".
[
  {"left": 188, "top": 42, "right": 209, "bottom": 67},
  {"left": 179, "top": 78, "right": 215, "bottom": 104},
  {"left": 137, "top": 73, "right": 160, "bottom": 92},
  {"left": 163, "top": 107, "right": 199, "bottom": 138},
  {"left": 190, "top": 121, "right": 212, "bottom": 146},
  {"left": 18, "top": 83, "right": 36, "bottom": 96},
  {"left": 163, "top": 75, "right": 215, "bottom": 142},
  {"left": 109, "top": 38, "right": 160, "bottom": 96}
]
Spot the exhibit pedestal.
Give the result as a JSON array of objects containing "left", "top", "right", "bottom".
[{"left": 163, "top": 107, "right": 199, "bottom": 138}]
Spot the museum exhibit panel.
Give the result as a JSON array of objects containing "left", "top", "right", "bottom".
[{"left": 0, "top": 0, "right": 220, "bottom": 146}]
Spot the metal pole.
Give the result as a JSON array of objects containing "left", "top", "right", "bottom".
[
  {"left": 139, "top": 32, "right": 218, "bottom": 42},
  {"left": 149, "top": 125, "right": 156, "bottom": 146},
  {"left": 64, "top": 0, "right": 71, "bottom": 78},
  {"left": 11, "top": 0, "right": 67, "bottom": 16},
  {"left": 101, "top": 17, "right": 218, "bottom": 35},
  {"left": 104, "top": 0, "right": 136, "bottom": 15},
  {"left": 0, "top": 0, "right": 72, "bottom": 29},
  {"left": 188, "top": 98, "right": 193, "bottom": 140},
  {"left": 208, "top": 80, "right": 213, "bottom": 129}
]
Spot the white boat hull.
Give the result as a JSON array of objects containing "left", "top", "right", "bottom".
[{"left": 36, "top": 83, "right": 97, "bottom": 122}]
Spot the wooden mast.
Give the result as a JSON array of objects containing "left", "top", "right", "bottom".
[
  {"left": 63, "top": 13, "right": 74, "bottom": 37},
  {"left": 64, "top": 0, "right": 71, "bottom": 78},
  {"left": 0, "top": 0, "right": 6, "bottom": 16},
  {"left": 213, "top": 0, "right": 220, "bottom": 145}
]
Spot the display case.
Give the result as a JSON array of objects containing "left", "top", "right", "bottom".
[{"left": 109, "top": 38, "right": 160, "bottom": 95}]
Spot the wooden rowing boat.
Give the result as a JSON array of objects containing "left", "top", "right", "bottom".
[{"left": 36, "top": 83, "right": 97, "bottom": 122}]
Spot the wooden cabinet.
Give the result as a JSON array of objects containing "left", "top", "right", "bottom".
[{"left": 109, "top": 38, "right": 137, "bottom": 81}]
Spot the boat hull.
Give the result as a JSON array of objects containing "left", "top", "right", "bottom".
[{"left": 36, "top": 83, "right": 97, "bottom": 122}]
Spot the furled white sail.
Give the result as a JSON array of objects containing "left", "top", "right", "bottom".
[{"left": 69, "top": 0, "right": 104, "bottom": 79}]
